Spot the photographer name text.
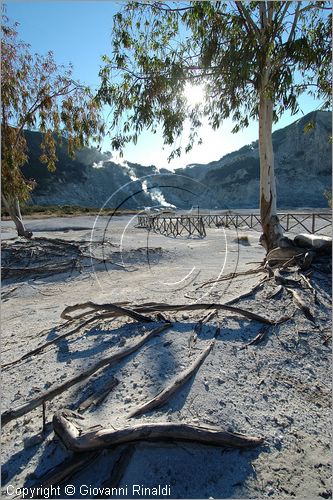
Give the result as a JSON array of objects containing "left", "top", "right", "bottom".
[{"left": 7, "top": 484, "right": 171, "bottom": 498}]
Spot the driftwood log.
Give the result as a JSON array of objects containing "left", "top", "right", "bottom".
[
  {"left": 1, "top": 324, "right": 171, "bottom": 427},
  {"left": 53, "top": 411, "right": 264, "bottom": 452},
  {"left": 128, "top": 340, "right": 215, "bottom": 418}
]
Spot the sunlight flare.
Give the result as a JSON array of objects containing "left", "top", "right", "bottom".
[{"left": 184, "top": 83, "right": 205, "bottom": 106}]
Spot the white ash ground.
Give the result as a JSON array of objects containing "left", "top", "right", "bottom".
[{"left": 1, "top": 215, "right": 332, "bottom": 499}]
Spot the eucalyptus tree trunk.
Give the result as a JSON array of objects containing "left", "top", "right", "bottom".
[
  {"left": 2, "top": 193, "right": 32, "bottom": 239},
  {"left": 258, "top": 68, "right": 283, "bottom": 253}
]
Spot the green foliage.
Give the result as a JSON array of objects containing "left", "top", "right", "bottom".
[
  {"left": 1, "top": 203, "right": 140, "bottom": 218},
  {"left": 97, "top": 1, "right": 331, "bottom": 160},
  {"left": 1, "top": 12, "right": 105, "bottom": 204}
]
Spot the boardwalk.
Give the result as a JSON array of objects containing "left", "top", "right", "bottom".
[
  {"left": 137, "top": 215, "right": 206, "bottom": 238},
  {"left": 137, "top": 212, "right": 331, "bottom": 238}
]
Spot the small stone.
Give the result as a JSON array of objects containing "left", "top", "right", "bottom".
[
  {"left": 124, "top": 397, "right": 131, "bottom": 404},
  {"left": 217, "top": 377, "right": 224, "bottom": 385}
]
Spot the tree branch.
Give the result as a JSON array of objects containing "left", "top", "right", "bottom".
[
  {"left": 235, "top": 2, "right": 261, "bottom": 42},
  {"left": 298, "top": 3, "right": 331, "bottom": 15},
  {"left": 267, "top": 1, "right": 274, "bottom": 25},
  {"left": 277, "top": 1, "right": 292, "bottom": 25},
  {"left": 259, "top": 1, "right": 268, "bottom": 30},
  {"left": 152, "top": 2, "right": 194, "bottom": 12},
  {"left": 108, "top": 64, "right": 221, "bottom": 86},
  {"left": 53, "top": 412, "right": 265, "bottom": 452},
  {"left": 14, "top": 82, "right": 73, "bottom": 147},
  {"left": 287, "top": 2, "right": 301, "bottom": 43}
]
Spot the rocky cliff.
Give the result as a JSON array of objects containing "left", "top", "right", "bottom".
[{"left": 23, "top": 110, "right": 332, "bottom": 209}]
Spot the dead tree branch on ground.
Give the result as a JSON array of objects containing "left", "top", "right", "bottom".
[
  {"left": 53, "top": 411, "right": 264, "bottom": 452},
  {"left": 1, "top": 324, "right": 171, "bottom": 427},
  {"left": 128, "top": 340, "right": 215, "bottom": 418}
]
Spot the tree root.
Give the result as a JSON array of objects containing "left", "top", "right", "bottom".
[
  {"left": 196, "top": 267, "right": 266, "bottom": 290},
  {"left": 61, "top": 301, "right": 154, "bottom": 323},
  {"left": 265, "top": 247, "right": 306, "bottom": 267},
  {"left": 2, "top": 311, "right": 118, "bottom": 370},
  {"left": 126, "top": 301, "right": 291, "bottom": 325},
  {"left": 53, "top": 411, "right": 264, "bottom": 453},
  {"left": 201, "top": 309, "right": 218, "bottom": 322},
  {"left": 1, "top": 237, "right": 130, "bottom": 281},
  {"left": 128, "top": 340, "right": 215, "bottom": 418},
  {"left": 240, "top": 326, "right": 271, "bottom": 349},
  {"left": 225, "top": 278, "right": 269, "bottom": 305},
  {"left": 61, "top": 301, "right": 291, "bottom": 326},
  {"left": 2, "top": 262, "right": 77, "bottom": 279},
  {"left": 1, "top": 324, "right": 171, "bottom": 427}
]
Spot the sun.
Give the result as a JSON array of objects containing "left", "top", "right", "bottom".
[{"left": 184, "top": 83, "right": 205, "bottom": 106}]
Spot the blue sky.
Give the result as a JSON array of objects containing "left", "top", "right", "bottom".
[{"left": 6, "top": 1, "right": 325, "bottom": 170}]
